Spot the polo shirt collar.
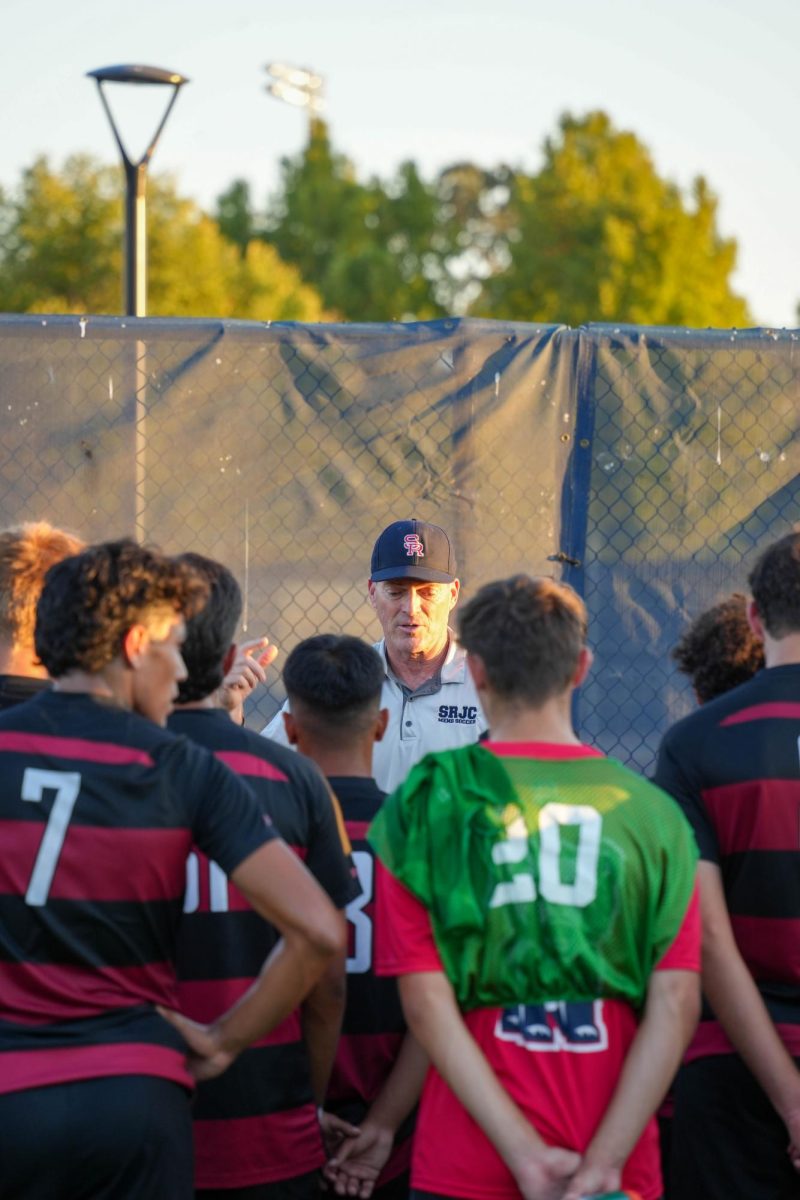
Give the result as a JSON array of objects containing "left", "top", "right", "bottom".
[{"left": 376, "top": 630, "right": 468, "bottom": 686}]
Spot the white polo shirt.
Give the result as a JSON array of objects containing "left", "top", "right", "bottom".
[{"left": 260, "top": 635, "right": 487, "bottom": 794}]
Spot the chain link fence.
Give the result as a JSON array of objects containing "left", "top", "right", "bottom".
[{"left": 0, "top": 314, "right": 797, "bottom": 771}]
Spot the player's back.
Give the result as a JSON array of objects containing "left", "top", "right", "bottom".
[
  {"left": 370, "top": 740, "right": 699, "bottom": 1200},
  {"left": 169, "top": 707, "right": 358, "bottom": 1192},
  {"left": 655, "top": 662, "right": 800, "bottom": 1050},
  {"left": 0, "top": 690, "right": 271, "bottom": 1098},
  {"left": 374, "top": 741, "right": 696, "bottom": 1011},
  {"left": 326, "top": 775, "right": 412, "bottom": 1187}
]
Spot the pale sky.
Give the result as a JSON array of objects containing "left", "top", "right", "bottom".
[{"left": 3, "top": 0, "right": 798, "bottom": 326}]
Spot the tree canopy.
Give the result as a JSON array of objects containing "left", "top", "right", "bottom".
[
  {"left": 261, "top": 119, "right": 445, "bottom": 320},
  {"left": 258, "top": 112, "right": 750, "bottom": 326},
  {"left": 0, "top": 111, "right": 753, "bottom": 327},
  {"left": 0, "top": 155, "right": 325, "bottom": 320},
  {"left": 474, "top": 111, "right": 750, "bottom": 328}
]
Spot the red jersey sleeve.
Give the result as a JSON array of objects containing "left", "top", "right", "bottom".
[
  {"left": 374, "top": 862, "right": 444, "bottom": 976},
  {"left": 655, "top": 880, "right": 701, "bottom": 972}
]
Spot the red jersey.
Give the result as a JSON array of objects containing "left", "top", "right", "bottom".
[{"left": 373, "top": 741, "right": 701, "bottom": 1200}]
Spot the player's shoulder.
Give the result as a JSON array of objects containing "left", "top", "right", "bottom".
[
  {"left": 391, "top": 741, "right": 498, "bottom": 805},
  {"left": 170, "top": 708, "right": 317, "bottom": 784},
  {"left": 329, "top": 775, "right": 387, "bottom": 824},
  {"left": 603, "top": 752, "right": 680, "bottom": 802},
  {"left": 128, "top": 710, "right": 217, "bottom": 776},
  {"left": 600, "top": 754, "right": 698, "bottom": 841},
  {"left": 0, "top": 688, "right": 180, "bottom": 754},
  {"left": 237, "top": 723, "right": 331, "bottom": 811},
  {"left": 660, "top": 672, "right": 766, "bottom": 753},
  {"left": 0, "top": 687, "right": 48, "bottom": 727}
]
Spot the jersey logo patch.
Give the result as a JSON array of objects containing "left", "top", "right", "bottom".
[
  {"left": 438, "top": 704, "right": 478, "bottom": 724},
  {"left": 403, "top": 533, "right": 424, "bottom": 557},
  {"left": 495, "top": 1001, "right": 608, "bottom": 1053}
]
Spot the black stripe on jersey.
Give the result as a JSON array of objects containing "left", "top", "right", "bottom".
[
  {"left": 722, "top": 852, "right": 800, "bottom": 917},
  {"left": 192, "top": 1040, "right": 314, "bottom": 1120},
  {"left": 701, "top": 983, "right": 800, "bottom": 1028},
  {"left": 0, "top": 769, "right": 193, "bottom": 830},
  {"left": 0, "top": 895, "right": 184, "bottom": 966},
  {"left": 0, "top": 1005, "right": 185, "bottom": 1054},
  {"left": 341, "top": 974, "right": 405, "bottom": 1037},
  {"left": 176, "top": 911, "right": 280, "bottom": 980}
]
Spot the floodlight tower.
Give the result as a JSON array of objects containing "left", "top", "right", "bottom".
[{"left": 264, "top": 63, "right": 325, "bottom": 128}]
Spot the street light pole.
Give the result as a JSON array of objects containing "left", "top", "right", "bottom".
[
  {"left": 87, "top": 64, "right": 189, "bottom": 317},
  {"left": 87, "top": 64, "right": 188, "bottom": 544}
]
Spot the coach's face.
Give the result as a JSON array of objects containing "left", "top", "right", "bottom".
[{"left": 368, "top": 577, "right": 459, "bottom": 662}]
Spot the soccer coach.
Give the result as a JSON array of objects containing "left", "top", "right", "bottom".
[{"left": 263, "top": 519, "right": 487, "bottom": 793}]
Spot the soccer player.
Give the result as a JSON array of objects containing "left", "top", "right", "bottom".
[
  {"left": 0, "top": 539, "right": 343, "bottom": 1200},
  {"left": 659, "top": 589, "right": 765, "bottom": 1195},
  {"left": 282, "top": 633, "right": 428, "bottom": 1199},
  {"left": 0, "top": 520, "right": 82, "bottom": 708},
  {"left": 262, "top": 519, "right": 487, "bottom": 791},
  {"left": 369, "top": 575, "right": 700, "bottom": 1200},
  {"left": 169, "top": 553, "right": 359, "bottom": 1198},
  {"left": 671, "top": 591, "right": 764, "bottom": 704},
  {"left": 655, "top": 532, "right": 800, "bottom": 1199}
]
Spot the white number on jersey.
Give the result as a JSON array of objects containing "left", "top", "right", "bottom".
[
  {"left": 22, "top": 767, "right": 82, "bottom": 906},
  {"left": 183, "top": 853, "right": 229, "bottom": 913},
  {"left": 346, "top": 850, "right": 374, "bottom": 974},
  {"left": 489, "top": 803, "right": 602, "bottom": 910}
]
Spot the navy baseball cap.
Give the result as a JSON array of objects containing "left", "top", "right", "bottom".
[{"left": 370, "top": 519, "right": 457, "bottom": 583}]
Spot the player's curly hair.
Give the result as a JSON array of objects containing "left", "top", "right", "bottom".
[
  {"left": 35, "top": 539, "right": 207, "bottom": 678},
  {"left": 672, "top": 593, "right": 764, "bottom": 704},
  {"left": 175, "top": 553, "right": 242, "bottom": 703},
  {"left": 748, "top": 532, "right": 800, "bottom": 639},
  {"left": 0, "top": 522, "right": 83, "bottom": 651},
  {"left": 458, "top": 575, "right": 587, "bottom": 707}
]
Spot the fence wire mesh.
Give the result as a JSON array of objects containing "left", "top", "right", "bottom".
[{"left": 0, "top": 314, "right": 797, "bottom": 770}]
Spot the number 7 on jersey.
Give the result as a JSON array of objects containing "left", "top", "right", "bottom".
[{"left": 22, "top": 767, "right": 81, "bottom": 906}]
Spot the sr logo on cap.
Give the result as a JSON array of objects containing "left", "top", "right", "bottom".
[{"left": 370, "top": 519, "right": 456, "bottom": 583}]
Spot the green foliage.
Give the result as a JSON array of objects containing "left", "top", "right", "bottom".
[
  {"left": 0, "top": 110, "right": 754, "bottom": 328},
  {"left": 0, "top": 155, "right": 120, "bottom": 314},
  {"left": 0, "top": 155, "right": 325, "bottom": 320},
  {"left": 215, "top": 179, "right": 260, "bottom": 258},
  {"left": 265, "top": 120, "right": 445, "bottom": 320},
  {"left": 262, "top": 112, "right": 750, "bottom": 327},
  {"left": 475, "top": 112, "right": 751, "bottom": 327},
  {"left": 432, "top": 161, "right": 516, "bottom": 313}
]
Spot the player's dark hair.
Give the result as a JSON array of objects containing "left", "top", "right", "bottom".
[
  {"left": 672, "top": 592, "right": 764, "bottom": 703},
  {"left": 35, "top": 539, "right": 205, "bottom": 678},
  {"left": 174, "top": 553, "right": 243, "bottom": 703},
  {"left": 748, "top": 532, "right": 800, "bottom": 638},
  {"left": 0, "top": 522, "right": 83, "bottom": 651},
  {"left": 283, "top": 634, "right": 384, "bottom": 745},
  {"left": 458, "top": 575, "right": 587, "bottom": 707}
]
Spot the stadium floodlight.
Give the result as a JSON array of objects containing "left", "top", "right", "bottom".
[
  {"left": 266, "top": 62, "right": 323, "bottom": 90},
  {"left": 87, "top": 64, "right": 189, "bottom": 317},
  {"left": 265, "top": 62, "right": 325, "bottom": 118}
]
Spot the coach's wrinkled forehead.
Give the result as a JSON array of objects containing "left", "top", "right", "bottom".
[{"left": 370, "top": 519, "right": 456, "bottom": 584}]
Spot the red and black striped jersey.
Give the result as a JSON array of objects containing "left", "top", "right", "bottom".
[
  {"left": 0, "top": 690, "right": 275, "bottom": 1097},
  {"left": 655, "top": 664, "right": 800, "bottom": 1057},
  {"left": 168, "top": 708, "right": 360, "bottom": 1190},
  {"left": 325, "top": 775, "right": 412, "bottom": 1187}
]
